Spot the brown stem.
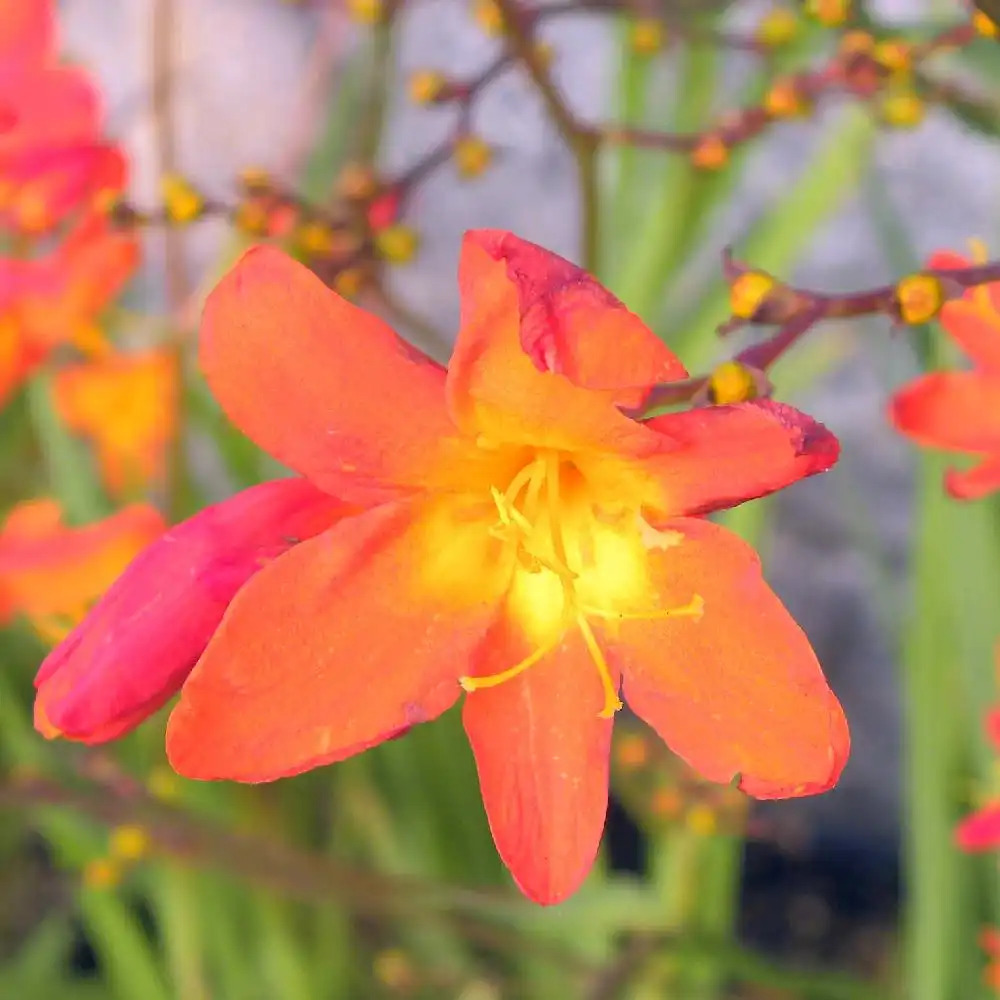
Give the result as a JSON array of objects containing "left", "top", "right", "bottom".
[{"left": 492, "top": 0, "right": 601, "bottom": 270}]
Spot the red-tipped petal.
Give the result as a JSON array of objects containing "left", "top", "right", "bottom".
[
  {"left": 199, "top": 246, "right": 470, "bottom": 504},
  {"left": 447, "top": 231, "right": 684, "bottom": 451},
  {"left": 956, "top": 802, "right": 1000, "bottom": 852},
  {"left": 34, "top": 478, "right": 347, "bottom": 743},
  {"left": 614, "top": 518, "right": 848, "bottom": 798},
  {"left": 167, "top": 502, "right": 504, "bottom": 782},
  {"left": 634, "top": 400, "right": 839, "bottom": 517},
  {"left": 463, "top": 617, "right": 613, "bottom": 904},
  {"left": 890, "top": 371, "right": 1000, "bottom": 453}
]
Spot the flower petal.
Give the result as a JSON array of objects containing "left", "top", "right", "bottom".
[
  {"left": 614, "top": 518, "right": 848, "bottom": 798},
  {"left": 938, "top": 300, "right": 1000, "bottom": 373},
  {"left": 0, "top": 66, "right": 100, "bottom": 157},
  {"left": 463, "top": 617, "right": 613, "bottom": 904},
  {"left": 34, "top": 478, "right": 347, "bottom": 743},
  {"left": 956, "top": 802, "right": 1000, "bottom": 852},
  {"left": 928, "top": 251, "right": 1000, "bottom": 371},
  {"left": 0, "top": 0, "right": 52, "bottom": 75},
  {"left": 167, "top": 501, "right": 503, "bottom": 782},
  {"left": 447, "top": 230, "right": 685, "bottom": 451},
  {"left": 633, "top": 400, "right": 839, "bottom": 516},
  {"left": 890, "top": 371, "right": 1000, "bottom": 453},
  {"left": 2, "top": 501, "right": 164, "bottom": 634},
  {"left": 945, "top": 456, "right": 1000, "bottom": 500},
  {"left": 199, "top": 246, "right": 466, "bottom": 504}
]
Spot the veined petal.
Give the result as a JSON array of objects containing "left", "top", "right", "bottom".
[
  {"left": 200, "top": 246, "right": 472, "bottom": 504},
  {"left": 890, "top": 372, "right": 1000, "bottom": 453},
  {"left": 614, "top": 518, "right": 848, "bottom": 798},
  {"left": 463, "top": 616, "right": 613, "bottom": 904},
  {"left": 447, "top": 230, "right": 685, "bottom": 451},
  {"left": 633, "top": 400, "right": 839, "bottom": 517},
  {"left": 34, "top": 478, "right": 347, "bottom": 743},
  {"left": 167, "top": 501, "right": 505, "bottom": 782},
  {"left": 955, "top": 802, "right": 1000, "bottom": 852},
  {"left": 929, "top": 250, "right": 1000, "bottom": 372}
]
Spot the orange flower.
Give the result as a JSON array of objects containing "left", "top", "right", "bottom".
[
  {"left": 890, "top": 250, "right": 1000, "bottom": 499},
  {"left": 0, "top": 499, "right": 164, "bottom": 644},
  {"left": 54, "top": 349, "right": 177, "bottom": 496},
  {"left": 0, "top": 213, "right": 138, "bottom": 405},
  {"left": 37, "top": 232, "right": 849, "bottom": 904}
]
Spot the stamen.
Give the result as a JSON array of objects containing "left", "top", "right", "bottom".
[
  {"left": 581, "top": 593, "right": 705, "bottom": 623},
  {"left": 460, "top": 637, "right": 560, "bottom": 693},
  {"left": 576, "top": 613, "right": 623, "bottom": 718}
]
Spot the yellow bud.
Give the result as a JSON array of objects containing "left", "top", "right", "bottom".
[
  {"left": 233, "top": 199, "right": 271, "bottom": 237},
  {"left": 685, "top": 803, "right": 718, "bottom": 837},
  {"left": 895, "top": 273, "right": 945, "bottom": 324},
  {"left": 629, "top": 18, "right": 665, "bottom": 56},
  {"left": 295, "top": 219, "right": 337, "bottom": 257},
  {"left": 764, "top": 78, "right": 809, "bottom": 118},
  {"left": 873, "top": 39, "right": 912, "bottom": 74},
  {"left": 373, "top": 949, "right": 416, "bottom": 990},
  {"left": 334, "top": 267, "right": 366, "bottom": 299},
  {"left": 838, "top": 29, "right": 874, "bottom": 57},
  {"left": 691, "top": 135, "right": 729, "bottom": 171},
  {"left": 708, "top": 361, "right": 759, "bottom": 405},
  {"left": 453, "top": 135, "right": 493, "bottom": 179},
  {"left": 238, "top": 167, "right": 272, "bottom": 193},
  {"left": 756, "top": 7, "right": 800, "bottom": 48},
  {"left": 347, "top": 0, "right": 382, "bottom": 24},
  {"left": 147, "top": 766, "right": 180, "bottom": 801},
  {"left": 472, "top": 0, "right": 504, "bottom": 35},
  {"left": 336, "top": 162, "right": 378, "bottom": 202},
  {"left": 615, "top": 732, "right": 650, "bottom": 770},
  {"left": 879, "top": 90, "right": 926, "bottom": 129},
  {"left": 804, "top": 0, "right": 850, "bottom": 27},
  {"left": 729, "top": 270, "right": 777, "bottom": 320},
  {"left": 160, "top": 173, "right": 204, "bottom": 225},
  {"left": 973, "top": 9, "right": 1000, "bottom": 39},
  {"left": 650, "top": 786, "right": 683, "bottom": 819},
  {"left": 109, "top": 824, "right": 150, "bottom": 862},
  {"left": 408, "top": 69, "right": 446, "bottom": 105},
  {"left": 374, "top": 224, "right": 419, "bottom": 264},
  {"left": 82, "top": 858, "right": 121, "bottom": 890}
]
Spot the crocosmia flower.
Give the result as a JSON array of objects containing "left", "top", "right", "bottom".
[
  {"left": 890, "top": 250, "right": 1000, "bottom": 499},
  {"left": 36, "top": 231, "right": 849, "bottom": 904},
  {"left": 0, "top": 499, "right": 164, "bottom": 645},
  {"left": 53, "top": 348, "right": 177, "bottom": 496},
  {"left": 0, "top": 0, "right": 125, "bottom": 230}
]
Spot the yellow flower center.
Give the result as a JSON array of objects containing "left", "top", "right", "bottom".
[{"left": 455, "top": 449, "right": 703, "bottom": 717}]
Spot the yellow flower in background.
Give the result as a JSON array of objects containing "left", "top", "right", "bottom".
[
  {"left": 53, "top": 349, "right": 177, "bottom": 497},
  {"left": 0, "top": 499, "right": 165, "bottom": 643}
]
